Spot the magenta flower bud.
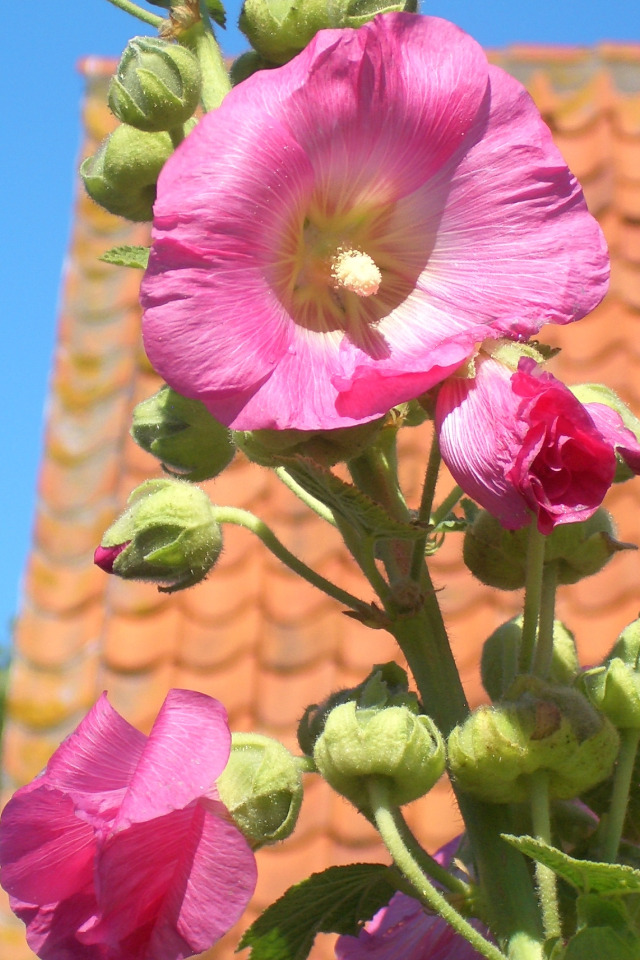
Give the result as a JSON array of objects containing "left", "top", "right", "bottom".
[
  {"left": 437, "top": 352, "right": 618, "bottom": 535},
  {"left": 96, "top": 478, "right": 222, "bottom": 592},
  {"left": 93, "top": 541, "right": 130, "bottom": 573}
]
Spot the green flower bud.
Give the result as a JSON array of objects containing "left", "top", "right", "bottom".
[
  {"left": 582, "top": 659, "right": 640, "bottom": 729},
  {"left": 80, "top": 123, "right": 175, "bottom": 221},
  {"left": 571, "top": 383, "right": 640, "bottom": 483},
  {"left": 314, "top": 694, "right": 445, "bottom": 809},
  {"left": 448, "top": 680, "right": 619, "bottom": 803},
  {"left": 544, "top": 508, "right": 631, "bottom": 585},
  {"left": 297, "top": 662, "right": 413, "bottom": 756},
  {"left": 608, "top": 617, "right": 640, "bottom": 666},
  {"left": 464, "top": 507, "right": 628, "bottom": 591},
  {"left": 108, "top": 37, "right": 202, "bottom": 132},
  {"left": 233, "top": 417, "right": 384, "bottom": 468},
  {"left": 481, "top": 616, "right": 579, "bottom": 702},
  {"left": 239, "top": 0, "right": 417, "bottom": 66},
  {"left": 131, "top": 385, "right": 235, "bottom": 482},
  {"left": 216, "top": 733, "right": 304, "bottom": 847},
  {"left": 230, "top": 50, "right": 273, "bottom": 85},
  {"left": 95, "top": 478, "right": 222, "bottom": 592}
]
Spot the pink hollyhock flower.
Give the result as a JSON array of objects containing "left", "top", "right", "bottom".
[
  {"left": 141, "top": 13, "right": 608, "bottom": 432},
  {"left": 435, "top": 352, "right": 620, "bottom": 534},
  {"left": 335, "top": 838, "right": 487, "bottom": 960},
  {"left": 0, "top": 690, "right": 256, "bottom": 960}
]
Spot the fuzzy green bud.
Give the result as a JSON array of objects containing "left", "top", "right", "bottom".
[
  {"left": 297, "top": 662, "right": 413, "bottom": 756},
  {"left": 216, "top": 733, "right": 304, "bottom": 847},
  {"left": 608, "top": 618, "right": 640, "bottom": 668},
  {"left": 464, "top": 507, "right": 628, "bottom": 591},
  {"left": 80, "top": 123, "right": 175, "bottom": 221},
  {"left": 314, "top": 691, "right": 445, "bottom": 809},
  {"left": 108, "top": 37, "right": 202, "bottom": 132},
  {"left": 233, "top": 417, "right": 384, "bottom": 468},
  {"left": 95, "top": 478, "right": 222, "bottom": 592},
  {"left": 230, "top": 50, "right": 273, "bottom": 85},
  {"left": 448, "top": 679, "right": 619, "bottom": 803},
  {"left": 582, "top": 659, "right": 640, "bottom": 729},
  {"left": 239, "top": 0, "right": 417, "bottom": 65},
  {"left": 481, "top": 616, "right": 579, "bottom": 702},
  {"left": 572, "top": 383, "right": 640, "bottom": 483},
  {"left": 131, "top": 385, "right": 235, "bottom": 482}
]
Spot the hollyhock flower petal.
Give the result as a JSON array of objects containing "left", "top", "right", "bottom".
[
  {"left": 43, "top": 692, "right": 146, "bottom": 817},
  {"left": 0, "top": 690, "right": 256, "bottom": 960},
  {"left": 81, "top": 800, "right": 255, "bottom": 958},
  {"left": 336, "top": 838, "right": 487, "bottom": 960},
  {"left": 0, "top": 787, "right": 95, "bottom": 903},
  {"left": 336, "top": 892, "right": 486, "bottom": 960},
  {"left": 10, "top": 893, "right": 102, "bottom": 960},
  {"left": 582, "top": 402, "right": 640, "bottom": 474},
  {"left": 116, "top": 689, "right": 231, "bottom": 827},
  {"left": 436, "top": 355, "right": 617, "bottom": 534},
  {"left": 141, "top": 12, "right": 607, "bottom": 431}
]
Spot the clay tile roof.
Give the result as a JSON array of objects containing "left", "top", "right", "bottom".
[{"left": 3, "top": 43, "right": 640, "bottom": 960}]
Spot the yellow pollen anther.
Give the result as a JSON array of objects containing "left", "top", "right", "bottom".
[{"left": 331, "top": 247, "right": 381, "bottom": 298}]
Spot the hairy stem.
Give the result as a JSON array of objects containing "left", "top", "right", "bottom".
[
  {"left": 519, "top": 524, "right": 546, "bottom": 674},
  {"left": 529, "top": 771, "right": 560, "bottom": 940},
  {"left": 599, "top": 727, "right": 640, "bottom": 863},
  {"left": 212, "top": 506, "right": 370, "bottom": 614},
  {"left": 368, "top": 778, "right": 508, "bottom": 960},
  {"left": 531, "top": 560, "right": 558, "bottom": 679},
  {"left": 409, "top": 428, "right": 442, "bottom": 581},
  {"left": 105, "top": 0, "right": 164, "bottom": 27}
]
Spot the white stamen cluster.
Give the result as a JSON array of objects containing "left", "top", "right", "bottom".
[{"left": 331, "top": 247, "right": 381, "bottom": 298}]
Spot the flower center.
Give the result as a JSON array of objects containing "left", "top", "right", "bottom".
[{"left": 330, "top": 247, "right": 381, "bottom": 298}]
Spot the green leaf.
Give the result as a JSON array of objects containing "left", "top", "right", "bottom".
[
  {"left": 502, "top": 835, "right": 640, "bottom": 896},
  {"left": 239, "top": 863, "right": 397, "bottom": 960},
  {"left": 204, "top": 0, "right": 226, "bottom": 27},
  {"left": 100, "top": 245, "right": 150, "bottom": 269},
  {"left": 283, "top": 458, "right": 424, "bottom": 542},
  {"left": 563, "top": 927, "right": 640, "bottom": 959}
]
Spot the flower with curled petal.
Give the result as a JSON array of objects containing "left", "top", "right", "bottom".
[
  {"left": 0, "top": 690, "right": 256, "bottom": 960},
  {"left": 141, "top": 12, "right": 608, "bottom": 431}
]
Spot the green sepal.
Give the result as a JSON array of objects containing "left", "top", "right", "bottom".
[
  {"left": 501, "top": 835, "right": 640, "bottom": 896},
  {"left": 239, "top": 863, "right": 397, "bottom": 960},
  {"left": 204, "top": 0, "right": 226, "bottom": 26},
  {"left": 282, "top": 458, "right": 424, "bottom": 542},
  {"left": 100, "top": 245, "right": 150, "bottom": 269}
]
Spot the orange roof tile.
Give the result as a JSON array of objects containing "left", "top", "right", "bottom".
[{"left": 4, "top": 43, "right": 640, "bottom": 960}]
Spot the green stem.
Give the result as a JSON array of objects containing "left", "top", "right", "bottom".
[
  {"left": 275, "top": 467, "right": 337, "bottom": 526},
  {"left": 599, "top": 727, "right": 640, "bottom": 863},
  {"left": 180, "top": 2, "right": 231, "bottom": 111},
  {"left": 168, "top": 125, "right": 187, "bottom": 149},
  {"left": 327, "top": 509, "right": 392, "bottom": 604},
  {"left": 105, "top": 0, "right": 164, "bottom": 27},
  {"left": 531, "top": 560, "right": 558, "bottom": 679},
  {"left": 519, "top": 524, "right": 546, "bottom": 674},
  {"left": 394, "top": 808, "right": 472, "bottom": 899},
  {"left": 212, "top": 506, "right": 369, "bottom": 614},
  {"left": 389, "top": 584, "right": 544, "bottom": 956},
  {"left": 367, "top": 778, "right": 508, "bottom": 960},
  {"left": 409, "top": 429, "right": 442, "bottom": 581},
  {"left": 431, "top": 484, "right": 464, "bottom": 527},
  {"left": 529, "top": 771, "right": 561, "bottom": 940},
  {"left": 295, "top": 755, "right": 317, "bottom": 774}
]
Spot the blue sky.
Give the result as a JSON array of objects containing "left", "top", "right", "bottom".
[{"left": 0, "top": 0, "right": 638, "bottom": 654}]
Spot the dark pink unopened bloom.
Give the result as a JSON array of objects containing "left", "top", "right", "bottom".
[
  {"left": 141, "top": 13, "right": 608, "bottom": 432},
  {"left": 0, "top": 690, "right": 256, "bottom": 960},
  {"left": 336, "top": 838, "right": 487, "bottom": 960},
  {"left": 436, "top": 354, "right": 619, "bottom": 534}
]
